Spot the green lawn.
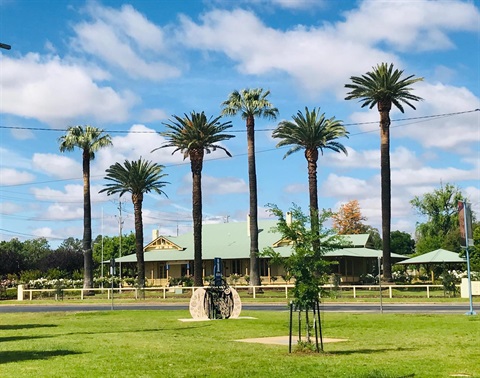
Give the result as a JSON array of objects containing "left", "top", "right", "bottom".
[{"left": 0, "top": 310, "right": 478, "bottom": 377}]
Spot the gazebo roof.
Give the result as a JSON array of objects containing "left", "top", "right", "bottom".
[{"left": 397, "top": 249, "right": 466, "bottom": 265}]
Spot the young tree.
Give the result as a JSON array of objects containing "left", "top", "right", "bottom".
[
  {"left": 263, "top": 204, "right": 343, "bottom": 351},
  {"left": 59, "top": 125, "right": 112, "bottom": 289},
  {"left": 100, "top": 158, "right": 168, "bottom": 288},
  {"left": 273, "top": 107, "right": 348, "bottom": 236},
  {"left": 345, "top": 63, "right": 423, "bottom": 280},
  {"left": 221, "top": 88, "right": 279, "bottom": 287},
  {"left": 154, "top": 111, "right": 234, "bottom": 287},
  {"left": 332, "top": 200, "right": 367, "bottom": 235}
]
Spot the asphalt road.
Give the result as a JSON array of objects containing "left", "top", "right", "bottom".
[{"left": 0, "top": 302, "right": 478, "bottom": 314}]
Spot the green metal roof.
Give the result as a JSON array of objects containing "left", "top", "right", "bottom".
[
  {"left": 397, "top": 249, "right": 466, "bottom": 265},
  {"left": 325, "top": 248, "right": 406, "bottom": 260},
  {"left": 113, "top": 220, "right": 385, "bottom": 263}
]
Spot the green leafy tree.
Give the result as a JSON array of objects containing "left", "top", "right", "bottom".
[
  {"left": 59, "top": 125, "right": 112, "bottom": 289},
  {"left": 39, "top": 237, "right": 83, "bottom": 274},
  {"left": 411, "top": 183, "right": 464, "bottom": 254},
  {"left": 155, "top": 111, "right": 234, "bottom": 287},
  {"left": 273, "top": 107, "right": 348, "bottom": 236},
  {"left": 263, "top": 204, "right": 342, "bottom": 350},
  {"left": 221, "top": 88, "right": 279, "bottom": 287},
  {"left": 390, "top": 230, "right": 415, "bottom": 255},
  {"left": 100, "top": 158, "right": 169, "bottom": 287},
  {"left": 345, "top": 63, "right": 423, "bottom": 280},
  {"left": 0, "top": 239, "right": 26, "bottom": 275},
  {"left": 21, "top": 237, "right": 51, "bottom": 270},
  {"left": 93, "top": 233, "right": 136, "bottom": 278}
]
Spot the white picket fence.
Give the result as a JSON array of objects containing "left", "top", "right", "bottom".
[{"left": 16, "top": 283, "right": 459, "bottom": 301}]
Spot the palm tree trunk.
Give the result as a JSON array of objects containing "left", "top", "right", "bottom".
[
  {"left": 191, "top": 152, "right": 204, "bottom": 288},
  {"left": 379, "top": 104, "right": 392, "bottom": 281},
  {"left": 305, "top": 149, "right": 320, "bottom": 242},
  {"left": 132, "top": 193, "right": 145, "bottom": 288},
  {"left": 246, "top": 115, "right": 261, "bottom": 287},
  {"left": 82, "top": 150, "right": 93, "bottom": 290}
]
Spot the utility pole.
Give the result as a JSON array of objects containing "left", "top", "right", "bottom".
[{"left": 115, "top": 200, "right": 125, "bottom": 288}]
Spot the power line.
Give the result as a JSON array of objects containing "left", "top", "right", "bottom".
[
  {"left": 0, "top": 109, "right": 477, "bottom": 133},
  {"left": 0, "top": 108, "right": 478, "bottom": 190}
]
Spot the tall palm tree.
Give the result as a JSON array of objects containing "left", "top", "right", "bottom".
[
  {"left": 345, "top": 62, "right": 423, "bottom": 280},
  {"left": 273, "top": 107, "right": 348, "bottom": 237},
  {"left": 99, "top": 158, "right": 168, "bottom": 288},
  {"left": 221, "top": 89, "right": 278, "bottom": 287},
  {"left": 154, "top": 111, "right": 234, "bottom": 287},
  {"left": 59, "top": 125, "right": 112, "bottom": 290}
]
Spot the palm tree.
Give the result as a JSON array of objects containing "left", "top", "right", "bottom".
[
  {"left": 345, "top": 62, "right": 423, "bottom": 280},
  {"left": 273, "top": 107, "right": 348, "bottom": 237},
  {"left": 154, "top": 111, "right": 234, "bottom": 287},
  {"left": 99, "top": 158, "right": 168, "bottom": 288},
  {"left": 221, "top": 89, "right": 278, "bottom": 287},
  {"left": 59, "top": 125, "right": 112, "bottom": 290}
]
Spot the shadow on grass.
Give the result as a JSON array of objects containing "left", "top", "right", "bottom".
[
  {"left": 0, "top": 349, "right": 81, "bottom": 364},
  {"left": 60, "top": 323, "right": 213, "bottom": 338},
  {"left": 0, "top": 335, "right": 54, "bottom": 343},
  {"left": 0, "top": 324, "right": 57, "bottom": 330},
  {"left": 326, "top": 347, "right": 416, "bottom": 356}
]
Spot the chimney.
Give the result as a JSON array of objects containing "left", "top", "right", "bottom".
[
  {"left": 286, "top": 212, "right": 292, "bottom": 226},
  {"left": 152, "top": 229, "right": 159, "bottom": 241}
]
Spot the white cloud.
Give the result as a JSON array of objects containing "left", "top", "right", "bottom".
[
  {"left": 32, "top": 227, "right": 56, "bottom": 238},
  {"left": 73, "top": 3, "right": 181, "bottom": 81},
  {"left": 0, "top": 202, "right": 23, "bottom": 214},
  {"left": 321, "top": 174, "right": 376, "bottom": 198},
  {"left": 338, "top": 0, "right": 479, "bottom": 52},
  {"left": 32, "top": 153, "right": 82, "bottom": 179},
  {"left": 139, "top": 108, "right": 169, "bottom": 123},
  {"left": 178, "top": 174, "right": 248, "bottom": 196},
  {"left": 396, "top": 83, "right": 480, "bottom": 150},
  {"left": 93, "top": 124, "right": 181, "bottom": 177},
  {"left": 30, "top": 184, "right": 106, "bottom": 204},
  {"left": 11, "top": 128, "right": 35, "bottom": 140},
  {"left": 0, "top": 168, "right": 35, "bottom": 186},
  {"left": 0, "top": 54, "right": 136, "bottom": 126},
  {"left": 177, "top": 2, "right": 478, "bottom": 94},
  {"left": 392, "top": 167, "right": 474, "bottom": 187},
  {"left": 178, "top": 8, "right": 394, "bottom": 94},
  {"left": 284, "top": 183, "right": 307, "bottom": 194},
  {"left": 0, "top": 147, "right": 32, "bottom": 170}
]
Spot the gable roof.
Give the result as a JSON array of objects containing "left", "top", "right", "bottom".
[{"left": 114, "top": 220, "right": 384, "bottom": 263}]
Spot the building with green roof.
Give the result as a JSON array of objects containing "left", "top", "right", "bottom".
[{"left": 115, "top": 220, "right": 406, "bottom": 285}]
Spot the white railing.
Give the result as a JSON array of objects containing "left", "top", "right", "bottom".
[{"left": 16, "top": 283, "right": 459, "bottom": 301}]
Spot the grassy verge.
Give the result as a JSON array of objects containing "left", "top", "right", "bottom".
[{"left": 0, "top": 310, "right": 478, "bottom": 377}]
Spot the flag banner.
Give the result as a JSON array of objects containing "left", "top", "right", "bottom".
[{"left": 458, "top": 201, "right": 474, "bottom": 247}]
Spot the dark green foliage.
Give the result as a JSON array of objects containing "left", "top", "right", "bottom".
[
  {"left": 411, "top": 183, "right": 465, "bottom": 254},
  {"left": 390, "top": 230, "right": 415, "bottom": 255}
]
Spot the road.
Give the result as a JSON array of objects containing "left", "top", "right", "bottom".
[{"left": 0, "top": 302, "right": 477, "bottom": 314}]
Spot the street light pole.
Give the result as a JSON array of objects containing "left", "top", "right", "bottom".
[{"left": 0, "top": 43, "right": 11, "bottom": 50}]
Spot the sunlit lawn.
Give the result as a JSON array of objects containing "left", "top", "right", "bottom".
[{"left": 0, "top": 309, "right": 478, "bottom": 378}]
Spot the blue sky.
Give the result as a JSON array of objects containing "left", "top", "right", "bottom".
[{"left": 1, "top": 0, "right": 479, "bottom": 249}]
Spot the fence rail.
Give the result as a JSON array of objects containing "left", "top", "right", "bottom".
[{"left": 16, "top": 283, "right": 460, "bottom": 301}]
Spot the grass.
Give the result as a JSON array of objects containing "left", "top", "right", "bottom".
[{"left": 0, "top": 309, "right": 478, "bottom": 377}]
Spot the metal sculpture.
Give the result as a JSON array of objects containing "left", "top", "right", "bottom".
[{"left": 189, "top": 258, "right": 242, "bottom": 320}]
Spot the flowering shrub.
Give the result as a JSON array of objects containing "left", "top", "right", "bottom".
[
  {"left": 359, "top": 273, "right": 377, "bottom": 284},
  {"left": 392, "top": 270, "right": 412, "bottom": 283},
  {"left": 27, "top": 278, "right": 83, "bottom": 289}
]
